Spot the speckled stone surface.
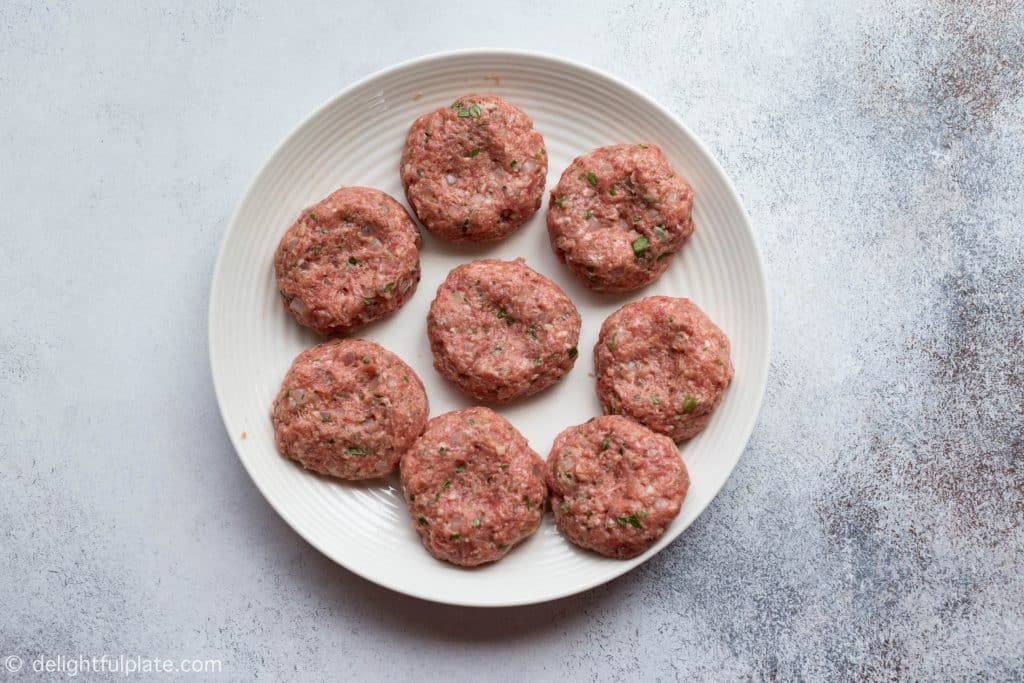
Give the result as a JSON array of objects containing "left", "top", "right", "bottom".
[{"left": 2, "top": 1, "right": 1021, "bottom": 680}]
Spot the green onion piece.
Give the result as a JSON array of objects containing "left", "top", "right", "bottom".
[
  {"left": 682, "top": 394, "right": 698, "bottom": 413},
  {"left": 587, "top": 172, "right": 598, "bottom": 186},
  {"left": 568, "top": 346, "right": 578, "bottom": 359},
  {"left": 616, "top": 514, "right": 644, "bottom": 530},
  {"left": 632, "top": 235, "right": 650, "bottom": 256}
]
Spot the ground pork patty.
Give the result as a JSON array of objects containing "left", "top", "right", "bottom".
[
  {"left": 271, "top": 339, "right": 428, "bottom": 480},
  {"left": 400, "top": 407, "right": 547, "bottom": 566},
  {"left": 400, "top": 95, "right": 547, "bottom": 242},
  {"left": 427, "top": 258, "right": 582, "bottom": 402},
  {"left": 274, "top": 186, "right": 421, "bottom": 335},
  {"left": 547, "top": 415, "right": 689, "bottom": 559},
  {"left": 595, "top": 296, "right": 733, "bottom": 441},
  {"left": 547, "top": 144, "right": 694, "bottom": 291}
]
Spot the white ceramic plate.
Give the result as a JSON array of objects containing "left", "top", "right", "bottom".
[{"left": 209, "top": 50, "right": 769, "bottom": 607}]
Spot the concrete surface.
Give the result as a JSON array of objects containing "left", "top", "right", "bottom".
[{"left": 1, "top": 1, "right": 1021, "bottom": 680}]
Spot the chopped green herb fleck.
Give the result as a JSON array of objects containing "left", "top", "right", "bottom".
[
  {"left": 499, "top": 464, "right": 510, "bottom": 471},
  {"left": 456, "top": 465, "right": 466, "bottom": 473},
  {"left": 682, "top": 394, "right": 698, "bottom": 414},
  {"left": 347, "top": 447, "right": 368, "bottom": 456},
  {"left": 403, "top": 375, "right": 410, "bottom": 383},
  {"left": 586, "top": 172, "right": 598, "bottom": 187},
  {"left": 382, "top": 282, "right": 396, "bottom": 293},
  {"left": 563, "top": 471, "right": 573, "bottom": 480},
  {"left": 438, "top": 446, "right": 447, "bottom": 454},
  {"left": 472, "top": 518, "right": 481, "bottom": 528},
  {"left": 658, "top": 252, "right": 674, "bottom": 260},
  {"left": 533, "top": 358, "right": 542, "bottom": 367},
  {"left": 442, "top": 480, "right": 451, "bottom": 490},
  {"left": 568, "top": 346, "right": 578, "bottom": 359},
  {"left": 632, "top": 235, "right": 650, "bottom": 256},
  {"left": 308, "top": 212, "right": 317, "bottom": 221},
  {"left": 633, "top": 216, "right": 642, "bottom": 224},
  {"left": 523, "top": 496, "right": 533, "bottom": 510},
  {"left": 348, "top": 256, "right": 358, "bottom": 265},
  {"left": 497, "top": 309, "right": 508, "bottom": 319},
  {"left": 450, "top": 533, "right": 461, "bottom": 541},
  {"left": 469, "top": 147, "right": 481, "bottom": 157},
  {"left": 498, "top": 543, "right": 510, "bottom": 551},
  {"left": 468, "top": 104, "right": 482, "bottom": 117},
  {"left": 510, "top": 160, "right": 518, "bottom": 170},
  {"left": 533, "top": 150, "right": 544, "bottom": 160},
  {"left": 652, "top": 397, "right": 661, "bottom": 405},
  {"left": 584, "top": 210, "right": 593, "bottom": 219},
  {"left": 616, "top": 514, "right": 645, "bottom": 530},
  {"left": 609, "top": 187, "right": 618, "bottom": 196},
  {"left": 638, "top": 143, "right": 649, "bottom": 149},
  {"left": 600, "top": 439, "right": 610, "bottom": 451},
  {"left": 418, "top": 516, "right": 429, "bottom": 526},
  {"left": 553, "top": 197, "right": 566, "bottom": 208},
  {"left": 606, "top": 334, "right": 616, "bottom": 351}
]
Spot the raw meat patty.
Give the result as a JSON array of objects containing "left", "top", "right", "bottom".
[
  {"left": 594, "top": 296, "right": 733, "bottom": 442},
  {"left": 400, "top": 407, "right": 547, "bottom": 566},
  {"left": 547, "top": 144, "right": 694, "bottom": 291},
  {"left": 547, "top": 415, "right": 689, "bottom": 559},
  {"left": 400, "top": 95, "right": 547, "bottom": 242},
  {"left": 427, "top": 258, "right": 581, "bottom": 402},
  {"left": 271, "top": 339, "right": 428, "bottom": 480},
  {"left": 274, "top": 186, "right": 421, "bottom": 336}
]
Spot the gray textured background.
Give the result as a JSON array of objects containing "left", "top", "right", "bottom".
[{"left": 2, "top": 1, "right": 1022, "bottom": 680}]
